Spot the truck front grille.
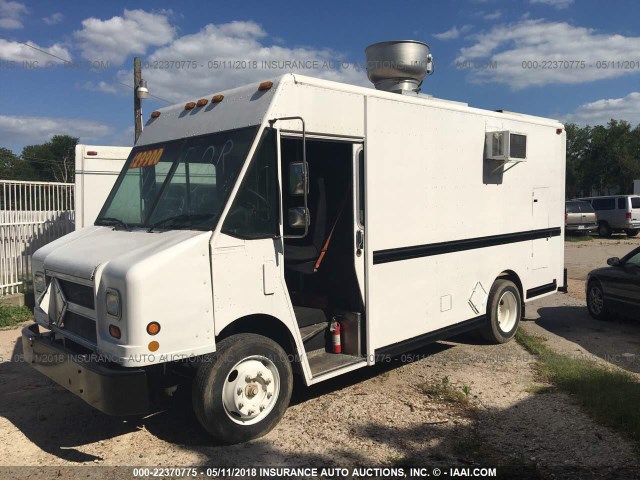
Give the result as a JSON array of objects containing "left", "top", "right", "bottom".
[
  {"left": 48, "top": 275, "right": 97, "bottom": 347},
  {"left": 63, "top": 311, "right": 97, "bottom": 344},
  {"left": 57, "top": 279, "right": 95, "bottom": 309}
]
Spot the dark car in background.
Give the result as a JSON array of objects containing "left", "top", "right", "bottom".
[
  {"left": 586, "top": 246, "right": 640, "bottom": 320},
  {"left": 565, "top": 200, "right": 597, "bottom": 235}
]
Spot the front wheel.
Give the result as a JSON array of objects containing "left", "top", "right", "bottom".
[
  {"left": 586, "top": 280, "right": 609, "bottom": 321},
  {"left": 192, "top": 333, "right": 293, "bottom": 444},
  {"left": 481, "top": 279, "right": 522, "bottom": 344},
  {"left": 626, "top": 229, "right": 639, "bottom": 238}
]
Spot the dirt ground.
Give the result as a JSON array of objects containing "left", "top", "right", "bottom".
[{"left": 1, "top": 235, "right": 639, "bottom": 476}]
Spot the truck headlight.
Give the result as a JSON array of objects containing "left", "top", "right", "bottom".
[
  {"left": 106, "top": 289, "right": 121, "bottom": 318},
  {"left": 34, "top": 272, "right": 46, "bottom": 293}
]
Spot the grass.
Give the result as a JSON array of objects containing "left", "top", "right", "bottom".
[
  {"left": 565, "top": 234, "right": 594, "bottom": 242},
  {"left": 0, "top": 304, "right": 32, "bottom": 328},
  {"left": 516, "top": 328, "right": 640, "bottom": 446},
  {"left": 418, "top": 376, "right": 472, "bottom": 405}
]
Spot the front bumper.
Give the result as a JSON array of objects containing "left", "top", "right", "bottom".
[{"left": 22, "top": 324, "right": 149, "bottom": 416}]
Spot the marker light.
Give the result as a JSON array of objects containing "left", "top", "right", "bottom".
[
  {"left": 196, "top": 98, "right": 208, "bottom": 107},
  {"left": 150, "top": 111, "right": 161, "bottom": 118},
  {"left": 212, "top": 94, "right": 224, "bottom": 103},
  {"left": 148, "top": 341, "right": 159, "bottom": 352},
  {"left": 556, "top": 128, "right": 563, "bottom": 135},
  {"left": 109, "top": 325, "right": 121, "bottom": 339},
  {"left": 86, "top": 151, "right": 98, "bottom": 156},
  {"left": 258, "top": 81, "right": 273, "bottom": 91},
  {"left": 185, "top": 102, "right": 196, "bottom": 110},
  {"left": 146, "top": 322, "right": 161, "bottom": 335}
]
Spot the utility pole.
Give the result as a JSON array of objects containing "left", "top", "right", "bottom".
[{"left": 134, "top": 57, "right": 142, "bottom": 143}]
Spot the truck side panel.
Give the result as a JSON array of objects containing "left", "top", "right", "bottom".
[{"left": 365, "top": 96, "right": 565, "bottom": 351}]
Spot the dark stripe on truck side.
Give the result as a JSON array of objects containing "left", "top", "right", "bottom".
[
  {"left": 375, "top": 315, "right": 486, "bottom": 358},
  {"left": 372, "top": 227, "right": 562, "bottom": 265},
  {"left": 526, "top": 280, "right": 558, "bottom": 299}
]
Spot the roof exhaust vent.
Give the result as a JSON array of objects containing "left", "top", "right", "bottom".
[{"left": 365, "top": 40, "right": 433, "bottom": 94}]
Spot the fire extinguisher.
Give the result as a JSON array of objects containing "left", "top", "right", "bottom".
[{"left": 331, "top": 320, "right": 342, "bottom": 354}]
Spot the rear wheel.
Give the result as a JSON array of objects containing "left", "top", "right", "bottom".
[
  {"left": 598, "top": 222, "right": 612, "bottom": 238},
  {"left": 193, "top": 333, "right": 293, "bottom": 444},
  {"left": 626, "top": 229, "right": 639, "bottom": 237},
  {"left": 481, "top": 279, "right": 522, "bottom": 344},
  {"left": 586, "top": 280, "right": 609, "bottom": 321}
]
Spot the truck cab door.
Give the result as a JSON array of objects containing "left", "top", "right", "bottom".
[{"left": 353, "top": 145, "right": 366, "bottom": 304}]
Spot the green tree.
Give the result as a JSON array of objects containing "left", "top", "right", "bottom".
[
  {"left": 21, "top": 135, "right": 79, "bottom": 182},
  {"left": 0, "top": 147, "right": 36, "bottom": 180}
]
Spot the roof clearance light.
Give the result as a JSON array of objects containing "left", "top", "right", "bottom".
[
  {"left": 185, "top": 102, "right": 196, "bottom": 110},
  {"left": 212, "top": 94, "right": 224, "bottom": 103},
  {"left": 150, "top": 111, "right": 161, "bottom": 118},
  {"left": 196, "top": 98, "right": 208, "bottom": 107},
  {"left": 258, "top": 81, "right": 273, "bottom": 91},
  {"left": 556, "top": 128, "right": 563, "bottom": 135},
  {"left": 86, "top": 151, "right": 98, "bottom": 156}
]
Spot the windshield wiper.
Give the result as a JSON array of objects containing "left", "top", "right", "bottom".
[
  {"left": 147, "top": 213, "right": 214, "bottom": 232},
  {"left": 96, "top": 217, "right": 131, "bottom": 231}
]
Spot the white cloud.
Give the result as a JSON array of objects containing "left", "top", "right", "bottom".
[
  {"left": 82, "top": 80, "right": 119, "bottom": 94},
  {"left": 74, "top": 9, "right": 175, "bottom": 65},
  {"left": 43, "top": 12, "right": 63, "bottom": 25},
  {"left": 564, "top": 92, "right": 640, "bottom": 126},
  {"left": 0, "top": 38, "right": 71, "bottom": 64},
  {"left": 483, "top": 10, "right": 502, "bottom": 20},
  {"left": 113, "top": 21, "right": 367, "bottom": 103},
  {"left": 530, "top": 0, "right": 574, "bottom": 9},
  {"left": 456, "top": 19, "right": 640, "bottom": 89},
  {"left": 434, "top": 25, "right": 472, "bottom": 41},
  {"left": 0, "top": 115, "right": 113, "bottom": 146},
  {"left": 0, "top": 0, "right": 28, "bottom": 29}
]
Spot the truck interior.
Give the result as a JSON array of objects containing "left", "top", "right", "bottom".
[{"left": 280, "top": 137, "right": 366, "bottom": 376}]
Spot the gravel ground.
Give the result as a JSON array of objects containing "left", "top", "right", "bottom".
[{"left": 0, "top": 236, "right": 639, "bottom": 476}]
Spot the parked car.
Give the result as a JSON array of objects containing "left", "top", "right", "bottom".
[
  {"left": 576, "top": 195, "right": 640, "bottom": 237},
  {"left": 586, "top": 246, "right": 640, "bottom": 320},
  {"left": 565, "top": 200, "right": 597, "bottom": 234}
]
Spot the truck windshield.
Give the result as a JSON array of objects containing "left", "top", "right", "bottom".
[{"left": 96, "top": 126, "right": 258, "bottom": 230}]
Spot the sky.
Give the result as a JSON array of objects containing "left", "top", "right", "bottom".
[{"left": 1, "top": 0, "right": 640, "bottom": 153}]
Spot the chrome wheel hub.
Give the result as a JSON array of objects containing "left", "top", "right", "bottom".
[
  {"left": 497, "top": 291, "right": 518, "bottom": 333},
  {"left": 221, "top": 355, "right": 279, "bottom": 425}
]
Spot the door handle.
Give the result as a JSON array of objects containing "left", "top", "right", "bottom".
[{"left": 356, "top": 229, "right": 364, "bottom": 257}]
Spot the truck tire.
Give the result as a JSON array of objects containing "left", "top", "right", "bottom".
[
  {"left": 586, "top": 280, "right": 609, "bottom": 321},
  {"left": 192, "top": 333, "right": 293, "bottom": 444},
  {"left": 597, "top": 222, "right": 612, "bottom": 238},
  {"left": 626, "top": 229, "right": 639, "bottom": 238},
  {"left": 481, "top": 279, "right": 521, "bottom": 344}
]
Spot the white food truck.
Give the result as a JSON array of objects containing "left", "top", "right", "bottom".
[{"left": 23, "top": 41, "right": 565, "bottom": 443}]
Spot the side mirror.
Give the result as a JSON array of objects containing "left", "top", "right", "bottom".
[
  {"left": 607, "top": 257, "right": 621, "bottom": 266},
  {"left": 288, "top": 162, "right": 307, "bottom": 196},
  {"left": 288, "top": 207, "right": 309, "bottom": 229}
]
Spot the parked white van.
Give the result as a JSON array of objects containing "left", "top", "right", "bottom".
[
  {"left": 576, "top": 195, "right": 640, "bottom": 237},
  {"left": 22, "top": 41, "right": 565, "bottom": 443}
]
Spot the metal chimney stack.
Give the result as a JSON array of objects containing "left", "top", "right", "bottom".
[{"left": 365, "top": 40, "right": 433, "bottom": 94}]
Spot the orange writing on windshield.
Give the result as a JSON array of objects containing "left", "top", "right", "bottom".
[{"left": 129, "top": 148, "right": 164, "bottom": 169}]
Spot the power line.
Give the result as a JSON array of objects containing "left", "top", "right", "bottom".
[{"left": 0, "top": 34, "right": 173, "bottom": 104}]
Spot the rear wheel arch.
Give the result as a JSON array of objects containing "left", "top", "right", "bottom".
[{"left": 497, "top": 270, "right": 524, "bottom": 315}]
